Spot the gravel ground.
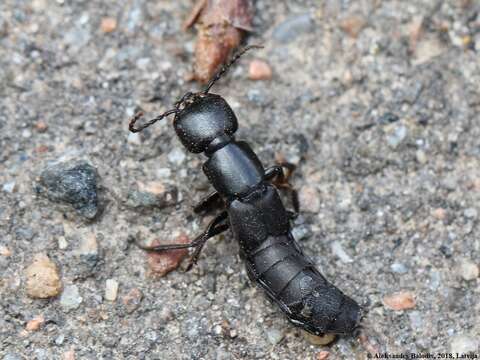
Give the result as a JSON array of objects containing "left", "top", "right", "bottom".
[{"left": 1, "top": 1, "right": 480, "bottom": 359}]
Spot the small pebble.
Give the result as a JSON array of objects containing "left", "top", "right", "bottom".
[
  {"left": 159, "top": 307, "right": 174, "bottom": 322},
  {"left": 456, "top": 260, "right": 479, "bottom": 281},
  {"left": 247, "top": 88, "right": 268, "bottom": 106},
  {"left": 291, "top": 224, "right": 312, "bottom": 242},
  {"left": 386, "top": 125, "right": 408, "bottom": 148},
  {"left": 25, "top": 315, "right": 45, "bottom": 331},
  {"left": 77, "top": 231, "right": 99, "bottom": 267},
  {"left": 55, "top": 334, "right": 65, "bottom": 345},
  {"left": 316, "top": 351, "right": 330, "bottom": 360},
  {"left": 273, "top": 13, "right": 315, "bottom": 43},
  {"left": 429, "top": 270, "right": 441, "bottom": 290},
  {"left": 390, "top": 262, "right": 408, "bottom": 274},
  {"left": 25, "top": 254, "right": 62, "bottom": 298},
  {"left": 0, "top": 245, "right": 12, "bottom": 256},
  {"left": 442, "top": 177, "right": 457, "bottom": 191},
  {"left": 298, "top": 186, "right": 320, "bottom": 212},
  {"left": 105, "top": 279, "right": 119, "bottom": 301},
  {"left": 265, "top": 328, "right": 284, "bottom": 345},
  {"left": 339, "top": 15, "right": 367, "bottom": 38},
  {"left": 464, "top": 207, "right": 478, "bottom": 219},
  {"left": 432, "top": 208, "right": 447, "bottom": 220},
  {"left": 127, "top": 132, "right": 142, "bottom": 145},
  {"left": 302, "top": 331, "right": 336, "bottom": 345},
  {"left": 3, "top": 354, "right": 23, "bottom": 360},
  {"left": 16, "top": 227, "right": 34, "bottom": 241},
  {"left": 22, "top": 129, "right": 32, "bottom": 138},
  {"left": 126, "top": 183, "right": 177, "bottom": 211},
  {"left": 63, "top": 349, "right": 76, "bottom": 360},
  {"left": 331, "top": 241, "right": 353, "bottom": 263},
  {"left": 213, "top": 324, "right": 223, "bottom": 335},
  {"left": 60, "top": 285, "right": 83, "bottom": 310},
  {"left": 2, "top": 181, "right": 16, "bottom": 193},
  {"left": 100, "top": 17, "right": 117, "bottom": 33},
  {"left": 248, "top": 60, "right": 272, "bottom": 80},
  {"left": 58, "top": 236, "right": 68, "bottom": 250},
  {"left": 122, "top": 288, "right": 143, "bottom": 313},
  {"left": 147, "top": 234, "right": 189, "bottom": 276},
  {"left": 156, "top": 168, "right": 171, "bottom": 178},
  {"left": 450, "top": 334, "right": 479, "bottom": 353},
  {"left": 138, "top": 181, "right": 165, "bottom": 195},
  {"left": 167, "top": 148, "right": 186, "bottom": 165},
  {"left": 35, "top": 145, "right": 50, "bottom": 154},
  {"left": 415, "top": 149, "right": 427, "bottom": 164},
  {"left": 383, "top": 291, "right": 416, "bottom": 310},
  {"left": 34, "top": 121, "right": 48, "bottom": 132},
  {"left": 408, "top": 310, "right": 422, "bottom": 329}
]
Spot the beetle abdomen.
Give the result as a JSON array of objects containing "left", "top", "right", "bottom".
[{"left": 243, "top": 233, "right": 360, "bottom": 335}]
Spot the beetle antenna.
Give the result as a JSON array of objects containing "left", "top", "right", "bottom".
[
  {"left": 128, "top": 45, "right": 262, "bottom": 132},
  {"left": 203, "top": 44, "right": 264, "bottom": 94},
  {"left": 128, "top": 108, "right": 178, "bottom": 133}
]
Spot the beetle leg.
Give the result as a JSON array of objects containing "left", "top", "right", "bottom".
[
  {"left": 264, "top": 163, "right": 299, "bottom": 215},
  {"left": 135, "top": 211, "right": 229, "bottom": 270},
  {"left": 186, "top": 211, "right": 229, "bottom": 271},
  {"left": 193, "top": 190, "right": 224, "bottom": 214},
  {"left": 186, "top": 222, "right": 229, "bottom": 271}
]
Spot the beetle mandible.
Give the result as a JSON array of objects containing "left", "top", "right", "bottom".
[{"left": 128, "top": 46, "right": 361, "bottom": 337}]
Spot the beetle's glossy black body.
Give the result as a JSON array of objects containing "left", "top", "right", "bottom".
[{"left": 129, "top": 47, "right": 360, "bottom": 337}]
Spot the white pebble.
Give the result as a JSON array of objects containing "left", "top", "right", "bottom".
[
  {"left": 390, "top": 262, "right": 408, "bottom": 274},
  {"left": 168, "top": 148, "right": 186, "bottom": 165},
  {"left": 386, "top": 125, "right": 407, "bottom": 148},
  {"left": 331, "top": 241, "right": 353, "bottom": 263},
  {"left": 408, "top": 311, "right": 422, "bottom": 329},
  {"left": 2, "top": 181, "right": 16, "bottom": 193},
  {"left": 127, "top": 132, "right": 142, "bottom": 145},
  {"left": 464, "top": 208, "right": 478, "bottom": 219},
  {"left": 60, "top": 285, "right": 83, "bottom": 310},
  {"left": 105, "top": 279, "right": 119, "bottom": 301},
  {"left": 22, "top": 129, "right": 32, "bottom": 138},
  {"left": 450, "top": 334, "right": 479, "bottom": 353},
  {"left": 265, "top": 328, "right": 284, "bottom": 345},
  {"left": 457, "top": 260, "right": 479, "bottom": 281},
  {"left": 57, "top": 236, "right": 68, "bottom": 250},
  {"left": 415, "top": 149, "right": 427, "bottom": 164},
  {"left": 156, "top": 168, "right": 172, "bottom": 178}
]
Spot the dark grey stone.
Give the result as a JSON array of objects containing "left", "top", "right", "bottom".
[{"left": 36, "top": 160, "right": 99, "bottom": 219}]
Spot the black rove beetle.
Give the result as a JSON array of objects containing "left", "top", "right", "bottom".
[{"left": 129, "top": 46, "right": 361, "bottom": 337}]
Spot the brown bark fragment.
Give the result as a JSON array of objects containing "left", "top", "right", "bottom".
[{"left": 185, "top": 0, "right": 254, "bottom": 83}]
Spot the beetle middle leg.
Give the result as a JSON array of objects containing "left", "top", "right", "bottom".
[
  {"left": 135, "top": 211, "right": 229, "bottom": 270},
  {"left": 187, "top": 213, "right": 229, "bottom": 271},
  {"left": 264, "top": 162, "right": 299, "bottom": 216}
]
